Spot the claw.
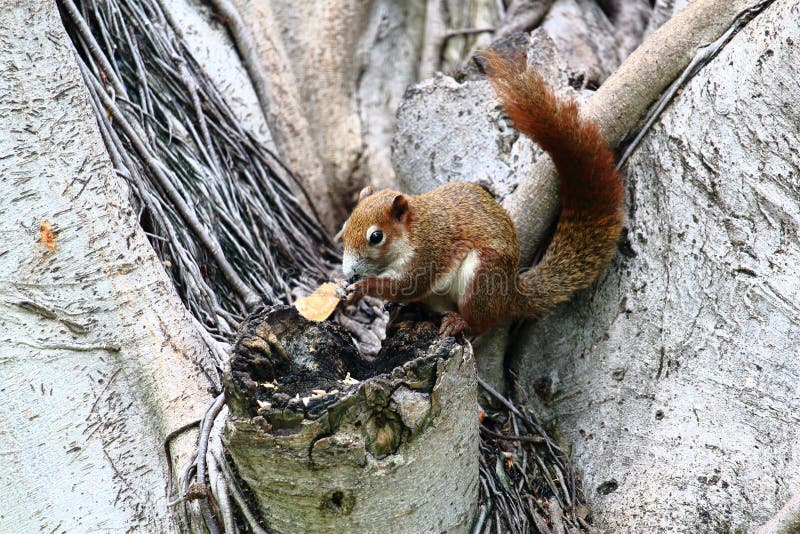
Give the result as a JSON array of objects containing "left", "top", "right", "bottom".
[
  {"left": 343, "top": 281, "right": 365, "bottom": 306},
  {"left": 439, "top": 311, "right": 469, "bottom": 338}
]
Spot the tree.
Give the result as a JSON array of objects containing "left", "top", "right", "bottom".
[
  {"left": 0, "top": 2, "right": 213, "bottom": 530},
  {"left": 514, "top": 1, "right": 800, "bottom": 529},
  {"left": 1, "top": 0, "right": 797, "bottom": 532}
]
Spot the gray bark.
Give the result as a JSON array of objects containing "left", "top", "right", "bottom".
[
  {"left": 233, "top": 0, "right": 519, "bottom": 226},
  {"left": 541, "top": 0, "right": 621, "bottom": 86},
  {"left": 229, "top": 0, "right": 427, "bottom": 228},
  {"left": 393, "top": 30, "right": 567, "bottom": 199},
  {"left": 646, "top": 0, "right": 690, "bottom": 36},
  {"left": 0, "top": 1, "right": 215, "bottom": 530},
  {"left": 507, "top": 0, "right": 766, "bottom": 268},
  {"left": 392, "top": 0, "right": 800, "bottom": 530},
  {"left": 512, "top": 0, "right": 800, "bottom": 530},
  {"left": 222, "top": 308, "right": 479, "bottom": 533},
  {"left": 165, "top": 0, "right": 276, "bottom": 149},
  {"left": 440, "top": 0, "right": 498, "bottom": 73}
]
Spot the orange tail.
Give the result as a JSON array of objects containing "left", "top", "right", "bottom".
[{"left": 483, "top": 51, "right": 624, "bottom": 318}]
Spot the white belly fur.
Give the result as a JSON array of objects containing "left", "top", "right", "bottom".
[{"left": 426, "top": 249, "right": 480, "bottom": 312}]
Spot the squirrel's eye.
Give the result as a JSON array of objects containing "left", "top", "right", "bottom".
[{"left": 369, "top": 230, "right": 384, "bottom": 245}]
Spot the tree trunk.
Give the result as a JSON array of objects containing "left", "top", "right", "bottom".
[
  {"left": 227, "top": 0, "right": 428, "bottom": 228},
  {"left": 0, "top": 2, "right": 215, "bottom": 530},
  {"left": 512, "top": 0, "right": 800, "bottom": 530}
]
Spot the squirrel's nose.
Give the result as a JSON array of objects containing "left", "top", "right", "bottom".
[{"left": 342, "top": 252, "right": 358, "bottom": 279}]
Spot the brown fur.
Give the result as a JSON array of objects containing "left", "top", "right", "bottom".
[
  {"left": 342, "top": 53, "right": 624, "bottom": 335},
  {"left": 482, "top": 51, "right": 624, "bottom": 320}
]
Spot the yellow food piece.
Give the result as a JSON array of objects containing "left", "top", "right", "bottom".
[{"left": 294, "top": 282, "right": 340, "bottom": 322}]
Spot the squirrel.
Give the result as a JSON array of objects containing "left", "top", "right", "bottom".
[{"left": 340, "top": 51, "right": 624, "bottom": 337}]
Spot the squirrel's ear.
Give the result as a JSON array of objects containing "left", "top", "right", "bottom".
[
  {"left": 391, "top": 194, "right": 409, "bottom": 221},
  {"left": 358, "top": 185, "right": 375, "bottom": 202}
]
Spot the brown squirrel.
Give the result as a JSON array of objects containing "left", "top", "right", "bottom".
[{"left": 341, "top": 51, "right": 624, "bottom": 336}]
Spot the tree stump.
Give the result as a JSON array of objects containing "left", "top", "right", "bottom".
[{"left": 223, "top": 306, "right": 479, "bottom": 533}]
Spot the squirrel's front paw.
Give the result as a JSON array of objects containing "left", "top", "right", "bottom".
[
  {"left": 439, "top": 311, "right": 470, "bottom": 338},
  {"left": 341, "top": 280, "right": 366, "bottom": 306}
]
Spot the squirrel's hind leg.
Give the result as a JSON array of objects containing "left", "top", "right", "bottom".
[
  {"left": 457, "top": 250, "right": 517, "bottom": 334},
  {"left": 439, "top": 311, "right": 470, "bottom": 337}
]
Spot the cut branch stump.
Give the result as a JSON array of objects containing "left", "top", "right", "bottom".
[{"left": 223, "top": 306, "right": 479, "bottom": 532}]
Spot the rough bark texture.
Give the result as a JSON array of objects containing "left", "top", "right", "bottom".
[
  {"left": 221, "top": 0, "right": 338, "bottom": 230},
  {"left": 230, "top": 0, "right": 547, "bottom": 228},
  {"left": 507, "top": 0, "right": 767, "bottom": 267},
  {"left": 6, "top": 0, "right": 796, "bottom": 531},
  {"left": 0, "top": 1, "right": 215, "bottom": 530},
  {"left": 646, "top": 0, "right": 690, "bottom": 37},
  {"left": 496, "top": 0, "right": 554, "bottom": 39},
  {"left": 393, "top": 30, "right": 567, "bottom": 200},
  {"left": 439, "top": 0, "right": 499, "bottom": 74},
  {"left": 223, "top": 307, "right": 478, "bottom": 533},
  {"left": 229, "top": 0, "right": 427, "bottom": 229},
  {"left": 391, "top": 1, "right": 800, "bottom": 530},
  {"left": 513, "top": 0, "right": 800, "bottom": 530},
  {"left": 541, "top": 0, "right": 621, "bottom": 87}
]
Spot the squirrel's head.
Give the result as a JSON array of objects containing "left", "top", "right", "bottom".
[{"left": 340, "top": 185, "right": 414, "bottom": 280}]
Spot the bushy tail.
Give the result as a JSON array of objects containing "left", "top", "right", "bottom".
[{"left": 482, "top": 51, "right": 624, "bottom": 318}]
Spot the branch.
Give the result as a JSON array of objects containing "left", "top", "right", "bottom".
[
  {"left": 164, "top": 419, "right": 201, "bottom": 502},
  {"left": 212, "top": 447, "right": 269, "bottom": 534},
  {"left": 419, "top": 0, "right": 447, "bottom": 80},
  {"left": 757, "top": 490, "right": 800, "bottom": 534},
  {"left": 419, "top": 0, "right": 497, "bottom": 80},
  {"left": 176, "top": 393, "right": 226, "bottom": 534},
  {"left": 60, "top": 0, "right": 128, "bottom": 98},
  {"left": 494, "top": 0, "right": 554, "bottom": 39},
  {"left": 505, "top": 0, "right": 777, "bottom": 266}
]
